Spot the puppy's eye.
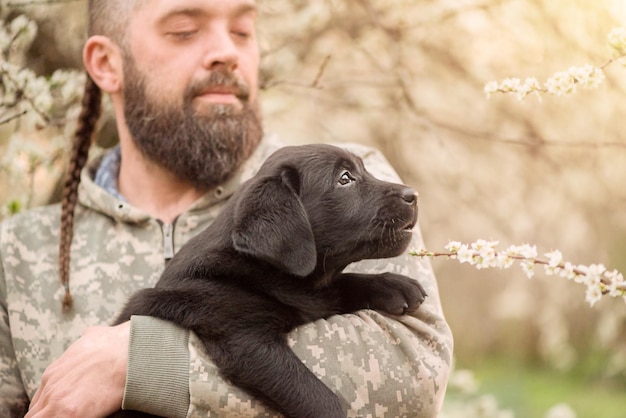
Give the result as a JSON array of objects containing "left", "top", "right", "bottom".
[{"left": 338, "top": 171, "right": 356, "bottom": 186}]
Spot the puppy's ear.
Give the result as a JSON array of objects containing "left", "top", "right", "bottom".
[{"left": 232, "top": 168, "right": 317, "bottom": 277}]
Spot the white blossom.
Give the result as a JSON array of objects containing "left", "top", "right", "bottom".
[
  {"left": 422, "top": 240, "right": 625, "bottom": 307},
  {"left": 605, "top": 269, "right": 626, "bottom": 297},
  {"left": 5, "top": 15, "right": 37, "bottom": 53},
  {"left": 545, "top": 70, "right": 576, "bottom": 96},
  {"left": 496, "top": 251, "right": 516, "bottom": 269},
  {"left": 573, "top": 265, "right": 589, "bottom": 284},
  {"left": 585, "top": 285, "right": 603, "bottom": 307},
  {"left": 518, "top": 77, "right": 542, "bottom": 100},
  {"left": 586, "top": 264, "right": 606, "bottom": 285},
  {"left": 498, "top": 77, "right": 521, "bottom": 93},
  {"left": 544, "top": 250, "right": 563, "bottom": 275},
  {"left": 51, "top": 69, "right": 86, "bottom": 103},
  {"left": 506, "top": 244, "right": 537, "bottom": 259},
  {"left": 9, "top": 15, "right": 32, "bottom": 36},
  {"left": 608, "top": 27, "right": 626, "bottom": 55},
  {"left": 0, "top": 27, "right": 10, "bottom": 50},
  {"left": 457, "top": 245, "right": 474, "bottom": 264},
  {"left": 483, "top": 80, "right": 499, "bottom": 98},
  {"left": 445, "top": 241, "right": 464, "bottom": 254},
  {"left": 471, "top": 239, "right": 499, "bottom": 269},
  {"left": 559, "top": 262, "right": 578, "bottom": 281},
  {"left": 520, "top": 259, "right": 536, "bottom": 279}
]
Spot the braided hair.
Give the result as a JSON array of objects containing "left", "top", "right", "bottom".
[
  {"left": 58, "top": 0, "right": 140, "bottom": 311},
  {"left": 58, "top": 75, "right": 102, "bottom": 312}
]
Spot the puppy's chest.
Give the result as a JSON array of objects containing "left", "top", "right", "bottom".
[
  {"left": 184, "top": 256, "right": 343, "bottom": 325},
  {"left": 262, "top": 281, "right": 342, "bottom": 325}
]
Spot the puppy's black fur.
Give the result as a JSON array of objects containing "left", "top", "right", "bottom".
[{"left": 110, "top": 144, "right": 426, "bottom": 418}]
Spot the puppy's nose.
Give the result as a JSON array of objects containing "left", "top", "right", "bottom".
[{"left": 401, "top": 187, "right": 418, "bottom": 205}]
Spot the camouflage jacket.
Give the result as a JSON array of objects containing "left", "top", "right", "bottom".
[{"left": 0, "top": 135, "right": 453, "bottom": 417}]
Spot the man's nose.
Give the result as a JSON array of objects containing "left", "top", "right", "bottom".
[{"left": 202, "top": 27, "right": 239, "bottom": 71}]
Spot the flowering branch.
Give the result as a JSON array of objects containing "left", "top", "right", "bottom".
[
  {"left": 484, "top": 27, "right": 626, "bottom": 100},
  {"left": 0, "top": 63, "right": 52, "bottom": 125},
  {"left": 0, "top": 109, "right": 27, "bottom": 125},
  {"left": 0, "top": 14, "right": 86, "bottom": 218},
  {"left": 411, "top": 240, "right": 626, "bottom": 307}
]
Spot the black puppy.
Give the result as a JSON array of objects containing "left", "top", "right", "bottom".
[{"left": 110, "top": 144, "right": 426, "bottom": 418}]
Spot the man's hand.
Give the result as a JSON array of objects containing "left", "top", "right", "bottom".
[{"left": 26, "top": 321, "right": 130, "bottom": 418}]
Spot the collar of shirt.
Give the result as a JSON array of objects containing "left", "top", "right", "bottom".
[
  {"left": 94, "top": 145, "right": 125, "bottom": 202},
  {"left": 83, "top": 134, "right": 285, "bottom": 223}
]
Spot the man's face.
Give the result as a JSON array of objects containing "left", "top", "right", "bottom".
[{"left": 121, "top": 0, "right": 262, "bottom": 190}]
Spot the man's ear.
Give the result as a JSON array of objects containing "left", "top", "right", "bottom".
[
  {"left": 232, "top": 168, "right": 317, "bottom": 277},
  {"left": 83, "top": 35, "right": 123, "bottom": 93}
]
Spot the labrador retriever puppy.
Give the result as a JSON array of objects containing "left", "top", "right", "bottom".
[{"left": 110, "top": 144, "right": 426, "bottom": 418}]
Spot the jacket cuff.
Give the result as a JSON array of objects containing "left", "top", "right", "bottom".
[{"left": 123, "top": 315, "right": 190, "bottom": 418}]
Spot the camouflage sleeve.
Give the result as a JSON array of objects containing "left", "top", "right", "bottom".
[
  {"left": 0, "top": 223, "right": 30, "bottom": 417},
  {"left": 123, "top": 316, "right": 191, "bottom": 417},
  {"left": 183, "top": 145, "right": 453, "bottom": 417}
]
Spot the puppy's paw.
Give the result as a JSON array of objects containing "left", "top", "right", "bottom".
[{"left": 368, "top": 273, "right": 427, "bottom": 315}]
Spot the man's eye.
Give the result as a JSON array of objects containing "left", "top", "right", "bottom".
[
  {"left": 338, "top": 171, "right": 355, "bottom": 186},
  {"left": 232, "top": 31, "right": 251, "bottom": 39},
  {"left": 170, "top": 30, "right": 198, "bottom": 40}
]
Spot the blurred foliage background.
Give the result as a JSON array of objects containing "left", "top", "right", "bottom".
[{"left": 2, "top": 0, "right": 626, "bottom": 416}]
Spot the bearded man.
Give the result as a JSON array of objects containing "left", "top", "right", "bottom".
[{"left": 0, "top": 1, "right": 453, "bottom": 417}]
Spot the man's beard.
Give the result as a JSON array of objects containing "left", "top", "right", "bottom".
[{"left": 122, "top": 61, "right": 263, "bottom": 191}]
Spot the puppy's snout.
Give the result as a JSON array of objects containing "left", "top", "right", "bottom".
[{"left": 401, "top": 187, "right": 418, "bottom": 205}]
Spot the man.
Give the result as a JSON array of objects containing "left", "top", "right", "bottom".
[{"left": 0, "top": 0, "right": 453, "bottom": 416}]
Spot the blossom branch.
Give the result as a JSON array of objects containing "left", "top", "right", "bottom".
[
  {"left": 0, "top": 109, "right": 27, "bottom": 125},
  {"left": 411, "top": 240, "right": 626, "bottom": 307},
  {"left": 484, "top": 27, "right": 626, "bottom": 100},
  {"left": 0, "top": 65, "right": 52, "bottom": 125}
]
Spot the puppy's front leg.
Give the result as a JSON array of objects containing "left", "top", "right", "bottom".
[
  {"left": 209, "top": 332, "right": 347, "bottom": 418},
  {"left": 335, "top": 273, "right": 427, "bottom": 316}
]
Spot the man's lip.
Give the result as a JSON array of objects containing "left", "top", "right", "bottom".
[
  {"left": 199, "top": 86, "right": 239, "bottom": 95},
  {"left": 195, "top": 90, "right": 241, "bottom": 105}
]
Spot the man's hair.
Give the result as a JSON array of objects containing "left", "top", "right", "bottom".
[
  {"left": 88, "top": 0, "right": 141, "bottom": 40},
  {"left": 58, "top": 0, "right": 142, "bottom": 312}
]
